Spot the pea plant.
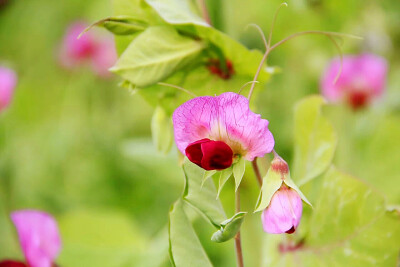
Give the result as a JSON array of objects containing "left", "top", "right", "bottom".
[{"left": 73, "top": 0, "right": 397, "bottom": 266}]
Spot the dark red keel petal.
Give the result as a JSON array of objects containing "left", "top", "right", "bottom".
[
  {"left": 201, "top": 141, "right": 233, "bottom": 170},
  {"left": 348, "top": 91, "right": 370, "bottom": 110},
  {"left": 285, "top": 226, "right": 296, "bottom": 234},
  {"left": 185, "top": 139, "right": 233, "bottom": 170},
  {"left": 185, "top": 138, "right": 211, "bottom": 166},
  {"left": 0, "top": 260, "right": 27, "bottom": 267}
]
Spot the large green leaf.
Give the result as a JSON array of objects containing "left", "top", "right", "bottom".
[
  {"left": 57, "top": 210, "right": 146, "bottom": 267},
  {"left": 169, "top": 200, "right": 213, "bottom": 267},
  {"left": 145, "top": 0, "right": 209, "bottom": 27},
  {"left": 182, "top": 159, "right": 226, "bottom": 227},
  {"left": 110, "top": 26, "right": 205, "bottom": 87},
  {"left": 293, "top": 95, "right": 337, "bottom": 185},
  {"left": 263, "top": 167, "right": 400, "bottom": 267}
]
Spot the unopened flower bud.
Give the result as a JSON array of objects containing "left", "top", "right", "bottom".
[{"left": 261, "top": 185, "right": 303, "bottom": 234}]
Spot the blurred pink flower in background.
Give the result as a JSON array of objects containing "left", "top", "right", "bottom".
[
  {"left": 173, "top": 92, "right": 274, "bottom": 170},
  {"left": 262, "top": 185, "right": 303, "bottom": 234},
  {"left": 59, "top": 21, "right": 117, "bottom": 78},
  {"left": 321, "top": 53, "right": 387, "bottom": 110},
  {"left": 0, "top": 66, "right": 17, "bottom": 112},
  {"left": 0, "top": 210, "right": 62, "bottom": 267}
]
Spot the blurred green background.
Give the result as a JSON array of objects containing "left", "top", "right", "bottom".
[{"left": 0, "top": 0, "right": 399, "bottom": 266}]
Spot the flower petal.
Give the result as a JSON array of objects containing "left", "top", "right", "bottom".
[
  {"left": 0, "top": 66, "right": 17, "bottom": 112},
  {"left": 321, "top": 54, "right": 387, "bottom": 102},
  {"left": 0, "top": 260, "right": 27, "bottom": 267},
  {"left": 59, "top": 22, "right": 96, "bottom": 68},
  {"left": 261, "top": 187, "right": 303, "bottom": 234},
  {"left": 173, "top": 92, "right": 274, "bottom": 160},
  {"left": 173, "top": 96, "right": 217, "bottom": 153},
  {"left": 11, "top": 210, "right": 61, "bottom": 267}
]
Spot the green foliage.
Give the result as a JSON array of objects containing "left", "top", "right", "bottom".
[
  {"left": 217, "top": 167, "right": 233, "bottom": 199},
  {"left": 254, "top": 164, "right": 310, "bottom": 213},
  {"left": 254, "top": 167, "right": 283, "bottom": 213},
  {"left": 151, "top": 106, "right": 173, "bottom": 154},
  {"left": 182, "top": 159, "right": 226, "bottom": 226},
  {"left": 169, "top": 200, "right": 213, "bottom": 267},
  {"left": 263, "top": 167, "right": 400, "bottom": 266},
  {"left": 88, "top": 16, "right": 149, "bottom": 35},
  {"left": 58, "top": 210, "right": 146, "bottom": 267},
  {"left": 110, "top": 26, "right": 205, "bottom": 88},
  {"left": 233, "top": 157, "right": 245, "bottom": 191},
  {"left": 145, "top": 0, "right": 209, "bottom": 27},
  {"left": 293, "top": 96, "right": 337, "bottom": 185},
  {"left": 211, "top": 212, "right": 246, "bottom": 243}
]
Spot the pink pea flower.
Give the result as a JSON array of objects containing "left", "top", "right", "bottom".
[
  {"left": 91, "top": 38, "right": 118, "bottom": 78},
  {"left": 59, "top": 21, "right": 117, "bottom": 78},
  {"left": 0, "top": 210, "right": 62, "bottom": 267},
  {"left": 172, "top": 92, "right": 274, "bottom": 170},
  {"left": 59, "top": 22, "right": 97, "bottom": 68},
  {"left": 0, "top": 66, "right": 17, "bottom": 112},
  {"left": 262, "top": 185, "right": 303, "bottom": 234},
  {"left": 321, "top": 53, "right": 387, "bottom": 110}
]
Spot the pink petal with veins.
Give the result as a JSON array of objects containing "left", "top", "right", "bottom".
[{"left": 173, "top": 92, "right": 274, "bottom": 160}]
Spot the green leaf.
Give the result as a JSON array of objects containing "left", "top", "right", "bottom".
[
  {"left": 182, "top": 159, "right": 226, "bottom": 227},
  {"left": 145, "top": 0, "right": 209, "bottom": 27},
  {"left": 217, "top": 167, "right": 233, "bottom": 199},
  {"left": 233, "top": 157, "right": 245, "bottom": 191},
  {"left": 293, "top": 95, "right": 337, "bottom": 185},
  {"left": 151, "top": 106, "right": 173, "bottom": 154},
  {"left": 110, "top": 26, "right": 205, "bottom": 87},
  {"left": 86, "top": 16, "right": 148, "bottom": 35},
  {"left": 211, "top": 212, "right": 246, "bottom": 243},
  {"left": 254, "top": 167, "right": 283, "bottom": 213},
  {"left": 283, "top": 176, "right": 312, "bottom": 207},
  {"left": 169, "top": 200, "right": 213, "bottom": 267},
  {"left": 263, "top": 167, "right": 400, "bottom": 267},
  {"left": 201, "top": 170, "right": 217, "bottom": 187},
  {"left": 57, "top": 210, "right": 146, "bottom": 267}
]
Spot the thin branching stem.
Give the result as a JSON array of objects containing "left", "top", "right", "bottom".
[
  {"left": 267, "top": 2, "right": 288, "bottom": 48},
  {"left": 237, "top": 81, "right": 259, "bottom": 95},
  {"left": 158, "top": 82, "right": 198, "bottom": 97},
  {"left": 247, "top": 24, "right": 268, "bottom": 50},
  {"left": 198, "top": 0, "right": 212, "bottom": 25}
]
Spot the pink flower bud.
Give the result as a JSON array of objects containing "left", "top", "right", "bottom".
[
  {"left": 262, "top": 185, "right": 303, "bottom": 234},
  {"left": 11, "top": 210, "right": 61, "bottom": 267},
  {"left": 321, "top": 53, "right": 387, "bottom": 110},
  {"left": 0, "top": 66, "right": 17, "bottom": 112}
]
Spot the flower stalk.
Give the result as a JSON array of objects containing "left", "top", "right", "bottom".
[{"left": 234, "top": 187, "right": 244, "bottom": 267}]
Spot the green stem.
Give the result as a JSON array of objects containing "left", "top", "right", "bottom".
[
  {"left": 234, "top": 187, "right": 244, "bottom": 267},
  {"left": 252, "top": 158, "right": 263, "bottom": 187}
]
